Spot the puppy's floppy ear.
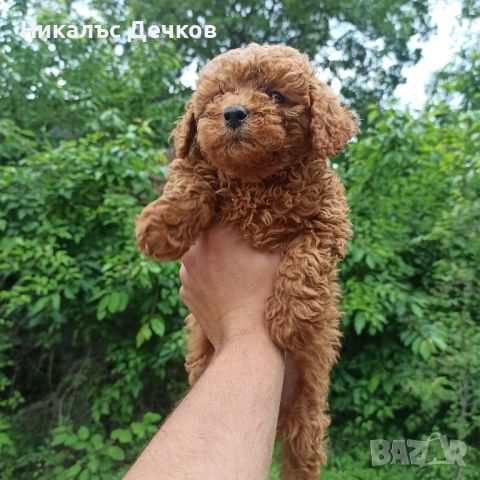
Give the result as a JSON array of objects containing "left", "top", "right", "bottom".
[
  {"left": 309, "top": 79, "right": 357, "bottom": 160},
  {"left": 172, "top": 100, "right": 196, "bottom": 158}
]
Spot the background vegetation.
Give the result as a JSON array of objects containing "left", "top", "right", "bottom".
[{"left": 1, "top": 0, "right": 479, "bottom": 478}]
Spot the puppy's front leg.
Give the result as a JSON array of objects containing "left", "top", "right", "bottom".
[{"left": 136, "top": 158, "right": 216, "bottom": 261}]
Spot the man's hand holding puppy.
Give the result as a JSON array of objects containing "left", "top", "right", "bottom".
[
  {"left": 126, "top": 225, "right": 284, "bottom": 480},
  {"left": 179, "top": 224, "right": 280, "bottom": 351}
]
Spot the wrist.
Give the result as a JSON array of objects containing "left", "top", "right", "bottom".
[
  {"left": 211, "top": 306, "right": 276, "bottom": 351},
  {"left": 215, "top": 331, "right": 284, "bottom": 366}
]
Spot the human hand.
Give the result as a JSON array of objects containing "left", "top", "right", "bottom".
[{"left": 179, "top": 224, "right": 281, "bottom": 352}]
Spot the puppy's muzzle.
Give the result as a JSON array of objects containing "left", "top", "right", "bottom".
[{"left": 224, "top": 105, "right": 248, "bottom": 129}]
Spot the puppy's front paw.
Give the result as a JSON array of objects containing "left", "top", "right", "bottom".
[{"left": 135, "top": 204, "right": 189, "bottom": 261}]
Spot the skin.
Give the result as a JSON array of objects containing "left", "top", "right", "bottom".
[{"left": 125, "top": 225, "right": 286, "bottom": 480}]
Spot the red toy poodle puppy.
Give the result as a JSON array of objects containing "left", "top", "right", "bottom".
[{"left": 136, "top": 43, "right": 357, "bottom": 480}]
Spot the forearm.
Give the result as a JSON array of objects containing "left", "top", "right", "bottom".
[{"left": 125, "top": 332, "right": 285, "bottom": 480}]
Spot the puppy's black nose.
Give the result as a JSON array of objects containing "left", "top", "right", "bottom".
[{"left": 224, "top": 106, "right": 248, "bottom": 129}]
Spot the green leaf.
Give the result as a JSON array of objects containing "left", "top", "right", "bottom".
[
  {"left": 117, "top": 291, "right": 129, "bottom": 312},
  {"left": 97, "top": 295, "right": 110, "bottom": 320},
  {"left": 106, "top": 445, "right": 125, "bottom": 461},
  {"left": 367, "top": 108, "right": 379, "bottom": 123},
  {"left": 87, "top": 456, "right": 100, "bottom": 473},
  {"left": 143, "top": 412, "right": 162, "bottom": 424},
  {"left": 64, "top": 285, "right": 76, "bottom": 299},
  {"left": 0, "top": 432, "right": 13, "bottom": 446},
  {"left": 419, "top": 341, "right": 431, "bottom": 360},
  {"left": 108, "top": 292, "right": 122, "bottom": 314},
  {"left": 111, "top": 428, "right": 132, "bottom": 444},
  {"left": 51, "top": 432, "right": 69, "bottom": 447},
  {"left": 79, "top": 469, "right": 89, "bottom": 480},
  {"left": 136, "top": 323, "right": 152, "bottom": 348},
  {"left": 77, "top": 426, "right": 89, "bottom": 441},
  {"left": 412, "top": 337, "right": 422, "bottom": 354},
  {"left": 354, "top": 312, "right": 366, "bottom": 335},
  {"left": 91, "top": 433, "right": 104, "bottom": 451},
  {"left": 65, "top": 461, "right": 82, "bottom": 478},
  {"left": 31, "top": 297, "right": 49, "bottom": 315},
  {"left": 151, "top": 316, "right": 165, "bottom": 337},
  {"left": 51, "top": 293, "right": 61, "bottom": 312},
  {"left": 368, "top": 375, "right": 380, "bottom": 393},
  {"left": 365, "top": 254, "right": 375, "bottom": 269},
  {"left": 411, "top": 303, "right": 423, "bottom": 318},
  {"left": 432, "top": 335, "right": 447, "bottom": 351},
  {"left": 131, "top": 421, "right": 146, "bottom": 438}
]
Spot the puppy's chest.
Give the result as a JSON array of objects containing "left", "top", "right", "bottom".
[{"left": 214, "top": 182, "right": 312, "bottom": 249}]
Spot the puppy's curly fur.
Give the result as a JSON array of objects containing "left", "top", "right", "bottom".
[{"left": 136, "top": 43, "right": 356, "bottom": 480}]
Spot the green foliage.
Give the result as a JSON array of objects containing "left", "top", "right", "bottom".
[
  {"left": 0, "top": 5, "right": 185, "bottom": 146},
  {"left": 2, "top": 0, "right": 438, "bottom": 129},
  {"left": 1, "top": 2, "right": 479, "bottom": 478},
  {"left": 125, "top": 0, "right": 433, "bottom": 110},
  {"left": 28, "top": 412, "right": 161, "bottom": 480},
  {"left": 429, "top": 40, "right": 480, "bottom": 112},
  {"left": 0, "top": 122, "right": 188, "bottom": 478},
  {"left": 328, "top": 101, "right": 480, "bottom": 476}
]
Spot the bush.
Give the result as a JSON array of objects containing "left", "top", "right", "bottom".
[{"left": 0, "top": 121, "right": 188, "bottom": 478}]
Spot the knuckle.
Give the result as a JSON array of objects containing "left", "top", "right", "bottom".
[
  {"left": 179, "top": 285, "right": 187, "bottom": 301},
  {"left": 182, "top": 250, "right": 195, "bottom": 270}
]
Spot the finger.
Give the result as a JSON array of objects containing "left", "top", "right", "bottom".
[
  {"left": 179, "top": 263, "right": 188, "bottom": 285},
  {"left": 179, "top": 284, "right": 193, "bottom": 310},
  {"left": 179, "top": 284, "right": 189, "bottom": 305}
]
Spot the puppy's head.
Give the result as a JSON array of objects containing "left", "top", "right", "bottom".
[{"left": 173, "top": 44, "right": 357, "bottom": 181}]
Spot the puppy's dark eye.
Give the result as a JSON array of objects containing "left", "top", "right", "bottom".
[{"left": 268, "top": 91, "right": 285, "bottom": 104}]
